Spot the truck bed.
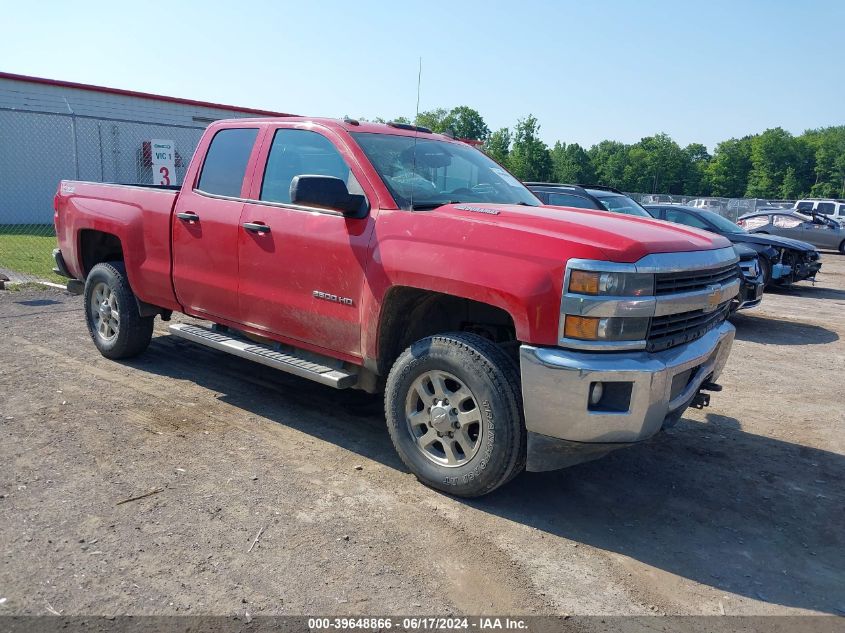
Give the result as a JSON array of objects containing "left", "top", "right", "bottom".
[{"left": 54, "top": 180, "right": 181, "bottom": 312}]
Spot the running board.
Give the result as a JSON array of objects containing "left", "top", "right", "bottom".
[{"left": 168, "top": 323, "right": 356, "bottom": 389}]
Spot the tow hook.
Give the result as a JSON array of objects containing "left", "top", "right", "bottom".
[
  {"left": 691, "top": 392, "right": 710, "bottom": 409},
  {"left": 691, "top": 381, "right": 722, "bottom": 409}
]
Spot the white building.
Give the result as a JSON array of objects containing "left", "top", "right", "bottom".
[{"left": 0, "top": 72, "right": 291, "bottom": 224}]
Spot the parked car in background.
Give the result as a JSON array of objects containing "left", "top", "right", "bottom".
[
  {"left": 794, "top": 199, "right": 845, "bottom": 225},
  {"left": 527, "top": 188, "right": 762, "bottom": 310},
  {"left": 687, "top": 198, "right": 725, "bottom": 212},
  {"left": 525, "top": 183, "right": 652, "bottom": 217},
  {"left": 738, "top": 210, "right": 845, "bottom": 254},
  {"left": 730, "top": 244, "right": 765, "bottom": 311},
  {"left": 640, "top": 193, "right": 677, "bottom": 204},
  {"left": 646, "top": 204, "right": 823, "bottom": 286}
]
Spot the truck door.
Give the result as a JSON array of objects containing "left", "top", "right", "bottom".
[
  {"left": 172, "top": 127, "right": 260, "bottom": 322},
  {"left": 237, "top": 127, "right": 376, "bottom": 359}
]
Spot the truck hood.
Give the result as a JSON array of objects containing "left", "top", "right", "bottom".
[
  {"left": 730, "top": 232, "right": 819, "bottom": 253},
  {"left": 433, "top": 203, "right": 731, "bottom": 262}
]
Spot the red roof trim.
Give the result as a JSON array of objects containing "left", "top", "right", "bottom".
[{"left": 0, "top": 71, "right": 296, "bottom": 117}]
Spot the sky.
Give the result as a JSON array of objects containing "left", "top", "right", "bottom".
[{"left": 3, "top": 0, "right": 843, "bottom": 152}]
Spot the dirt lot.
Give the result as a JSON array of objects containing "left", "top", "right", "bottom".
[{"left": 1, "top": 255, "right": 844, "bottom": 619}]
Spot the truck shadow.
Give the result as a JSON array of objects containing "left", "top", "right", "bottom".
[
  {"left": 128, "top": 334, "right": 844, "bottom": 615},
  {"left": 471, "top": 413, "right": 845, "bottom": 615},
  {"left": 730, "top": 313, "right": 839, "bottom": 345}
]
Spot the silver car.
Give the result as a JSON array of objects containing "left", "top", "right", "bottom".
[{"left": 738, "top": 211, "right": 845, "bottom": 254}]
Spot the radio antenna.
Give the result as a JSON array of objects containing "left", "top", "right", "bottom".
[{"left": 410, "top": 56, "right": 422, "bottom": 211}]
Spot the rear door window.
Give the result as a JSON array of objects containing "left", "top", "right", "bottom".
[
  {"left": 816, "top": 202, "right": 835, "bottom": 215},
  {"left": 742, "top": 216, "right": 770, "bottom": 230},
  {"left": 773, "top": 215, "right": 803, "bottom": 228},
  {"left": 197, "top": 128, "right": 260, "bottom": 197}
]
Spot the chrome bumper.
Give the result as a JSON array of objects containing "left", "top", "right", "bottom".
[{"left": 519, "top": 322, "right": 735, "bottom": 470}]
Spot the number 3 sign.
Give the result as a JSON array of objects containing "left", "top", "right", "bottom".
[{"left": 151, "top": 139, "right": 176, "bottom": 186}]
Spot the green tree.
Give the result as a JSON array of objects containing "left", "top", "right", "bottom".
[
  {"left": 550, "top": 142, "right": 596, "bottom": 184},
  {"left": 681, "top": 143, "right": 711, "bottom": 196},
  {"left": 745, "top": 127, "right": 802, "bottom": 198},
  {"left": 588, "top": 140, "right": 629, "bottom": 189},
  {"left": 414, "top": 108, "right": 449, "bottom": 133},
  {"left": 633, "top": 133, "right": 687, "bottom": 193},
  {"left": 706, "top": 137, "right": 753, "bottom": 197},
  {"left": 779, "top": 166, "right": 801, "bottom": 199},
  {"left": 441, "top": 106, "right": 490, "bottom": 141},
  {"left": 508, "top": 115, "right": 553, "bottom": 181},
  {"left": 484, "top": 128, "right": 512, "bottom": 166},
  {"left": 804, "top": 126, "right": 845, "bottom": 197}
]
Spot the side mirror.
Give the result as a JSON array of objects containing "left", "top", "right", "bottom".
[{"left": 289, "top": 175, "right": 367, "bottom": 217}]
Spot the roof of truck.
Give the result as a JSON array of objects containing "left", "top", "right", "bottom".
[{"left": 213, "top": 116, "right": 461, "bottom": 141}]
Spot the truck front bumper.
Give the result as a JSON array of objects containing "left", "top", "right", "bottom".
[{"left": 519, "top": 321, "right": 735, "bottom": 471}]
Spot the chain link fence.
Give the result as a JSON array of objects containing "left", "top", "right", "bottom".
[
  {"left": 0, "top": 107, "right": 205, "bottom": 284},
  {"left": 626, "top": 193, "right": 795, "bottom": 221}
]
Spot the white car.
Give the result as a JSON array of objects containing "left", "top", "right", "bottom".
[{"left": 794, "top": 199, "right": 845, "bottom": 224}]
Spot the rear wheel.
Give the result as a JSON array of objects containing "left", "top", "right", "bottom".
[
  {"left": 839, "top": 240, "right": 845, "bottom": 255},
  {"left": 84, "top": 262, "right": 154, "bottom": 359},
  {"left": 384, "top": 333, "right": 525, "bottom": 497}
]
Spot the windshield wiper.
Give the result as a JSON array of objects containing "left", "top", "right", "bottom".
[{"left": 410, "top": 200, "right": 462, "bottom": 211}]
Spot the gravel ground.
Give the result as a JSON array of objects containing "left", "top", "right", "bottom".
[{"left": 0, "top": 254, "right": 843, "bottom": 618}]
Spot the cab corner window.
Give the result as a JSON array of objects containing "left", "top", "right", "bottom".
[
  {"left": 260, "top": 129, "right": 362, "bottom": 205},
  {"left": 197, "top": 128, "right": 259, "bottom": 197}
]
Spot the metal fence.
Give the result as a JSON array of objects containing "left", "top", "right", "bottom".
[
  {"left": 0, "top": 107, "right": 205, "bottom": 283},
  {"left": 626, "top": 193, "right": 795, "bottom": 221}
]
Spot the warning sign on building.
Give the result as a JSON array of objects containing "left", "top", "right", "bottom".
[{"left": 150, "top": 139, "right": 176, "bottom": 186}]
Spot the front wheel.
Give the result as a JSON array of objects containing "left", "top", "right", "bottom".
[
  {"left": 759, "top": 256, "right": 773, "bottom": 287},
  {"left": 384, "top": 333, "right": 525, "bottom": 497},
  {"left": 84, "top": 262, "right": 154, "bottom": 359}
]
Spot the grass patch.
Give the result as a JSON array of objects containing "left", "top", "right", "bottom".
[{"left": 0, "top": 227, "right": 65, "bottom": 283}]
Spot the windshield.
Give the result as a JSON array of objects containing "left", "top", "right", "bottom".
[
  {"left": 595, "top": 194, "right": 651, "bottom": 217},
  {"left": 698, "top": 209, "right": 745, "bottom": 234},
  {"left": 352, "top": 133, "right": 540, "bottom": 209}
]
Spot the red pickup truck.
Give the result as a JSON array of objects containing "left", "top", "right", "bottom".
[{"left": 53, "top": 117, "right": 739, "bottom": 497}]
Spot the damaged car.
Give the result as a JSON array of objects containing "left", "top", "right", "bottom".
[{"left": 645, "top": 204, "right": 822, "bottom": 287}]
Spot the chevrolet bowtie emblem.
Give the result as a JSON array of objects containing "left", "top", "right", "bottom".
[{"left": 703, "top": 284, "right": 721, "bottom": 312}]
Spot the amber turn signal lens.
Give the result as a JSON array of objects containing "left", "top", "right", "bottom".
[
  {"left": 568, "top": 270, "right": 600, "bottom": 294},
  {"left": 564, "top": 315, "right": 600, "bottom": 340}
]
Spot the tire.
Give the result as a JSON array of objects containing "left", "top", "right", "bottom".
[
  {"left": 84, "top": 262, "right": 154, "bottom": 359},
  {"left": 839, "top": 240, "right": 845, "bottom": 255},
  {"left": 759, "top": 256, "right": 773, "bottom": 287},
  {"left": 384, "top": 332, "right": 526, "bottom": 498}
]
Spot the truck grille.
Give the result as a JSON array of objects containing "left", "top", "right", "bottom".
[
  {"left": 655, "top": 263, "right": 739, "bottom": 295},
  {"left": 646, "top": 301, "right": 731, "bottom": 353}
]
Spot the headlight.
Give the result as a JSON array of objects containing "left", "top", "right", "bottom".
[
  {"left": 563, "top": 315, "right": 650, "bottom": 341},
  {"left": 739, "top": 259, "right": 759, "bottom": 279},
  {"left": 568, "top": 270, "right": 654, "bottom": 296}
]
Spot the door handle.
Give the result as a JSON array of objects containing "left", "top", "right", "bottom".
[
  {"left": 243, "top": 222, "right": 271, "bottom": 234},
  {"left": 176, "top": 212, "right": 200, "bottom": 222}
]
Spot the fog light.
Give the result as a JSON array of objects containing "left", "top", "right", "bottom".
[{"left": 589, "top": 381, "right": 604, "bottom": 406}]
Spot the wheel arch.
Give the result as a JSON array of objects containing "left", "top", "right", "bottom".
[{"left": 373, "top": 286, "right": 520, "bottom": 377}]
